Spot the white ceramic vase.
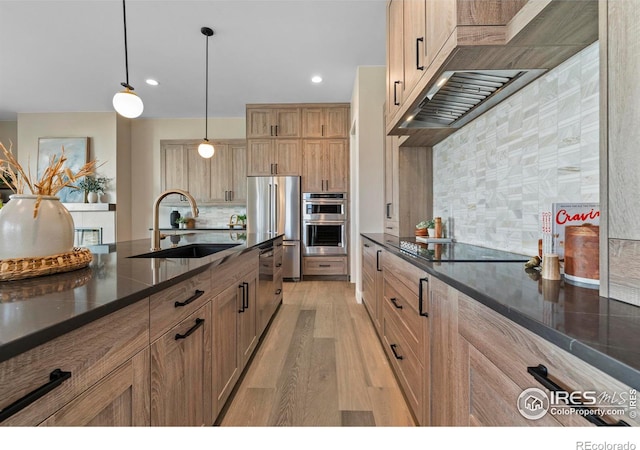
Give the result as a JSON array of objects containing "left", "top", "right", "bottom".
[
  {"left": 427, "top": 228, "right": 436, "bottom": 238},
  {"left": 0, "top": 195, "right": 75, "bottom": 259},
  {"left": 87, "top": 192, "right": 98, "bottom": 203}
]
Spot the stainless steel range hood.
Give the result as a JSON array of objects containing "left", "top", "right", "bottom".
[{"left": 401, "top": 69, "right": 546, "bottom": 130}]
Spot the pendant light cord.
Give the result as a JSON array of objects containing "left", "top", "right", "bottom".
[
  {"left": 204, "top": 32, "right": 209, "bottom": 141},
  {"left": 122, "top": 0, "right": 132, "bottom": 90}
]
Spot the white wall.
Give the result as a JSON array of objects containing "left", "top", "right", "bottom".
[
  {"left": 350, "top": 66, "right": 386, "bottom": 301},
  {"left": 130, "top": 118, "right": 246, "bottom": 240},
  {"left": 0, "top": 121, "right": 18, "bottom": 155}
]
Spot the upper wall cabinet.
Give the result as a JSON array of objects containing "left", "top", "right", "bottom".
[
  {"left": 160, "top": 140, "right": 247, "bottom": 205},
  {"left": 386, "top": 0, "right": 599, "bottom": 147},
  {"left": 301, "top": 107, "right": 349, "bottom": 138},
  {"left": 246, "top": 106, "right": 301, "bottom": 138}
]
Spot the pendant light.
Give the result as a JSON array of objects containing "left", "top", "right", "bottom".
[
  {"left": 112, "top": 0, "right": 143, "bottom": 118},
  {"left": 198, "top": 27, "right": 215, "bottom": 158}
]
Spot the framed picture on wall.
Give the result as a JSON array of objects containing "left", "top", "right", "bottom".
[{"left": 37, "top": 137, "right": 89, "bottom": 203}]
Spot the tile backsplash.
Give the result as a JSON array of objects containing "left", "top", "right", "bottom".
[
  {"left": 158, "top": 205, "right": 246, "bottom": 228},
  {"left": 432, "top": 42, "right": 599, "bottom": 256}
]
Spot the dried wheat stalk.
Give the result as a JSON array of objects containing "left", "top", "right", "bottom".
[{"left": 0, "top": 141, "right": 102, "bottom": 217}]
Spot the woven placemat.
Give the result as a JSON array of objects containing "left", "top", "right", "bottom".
[{"left": 0, "top": 248, "right": 93, "bottom": 282}]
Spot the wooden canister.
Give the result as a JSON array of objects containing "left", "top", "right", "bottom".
[{"left": 564, "top": 224, "right": 599, "bottom": 285}]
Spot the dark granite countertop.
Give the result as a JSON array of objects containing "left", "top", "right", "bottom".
[
  {"left": 0, "top": 231, "right": 282, "bottom": 363},
  {"left": 362, "top": 233, "right": 640, "bottom": 390}
]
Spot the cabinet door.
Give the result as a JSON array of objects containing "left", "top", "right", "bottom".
[
  {"left": 238, "top": 269, "right": 258, "bottom": 369},
  {"left": 274, "top": 108, "right": 301, "bottom": 137},
  {"left": 274, "top": 139, "right": 301, "bottom": 175},
  {"left": 403, "top": 0, "right": 426, "bottom": 98},
  {"left": 210, "top": 144, "right": 232, "bottom": 202},
  {"left": 151, "top": 303, "right": 211, "bottom": 426},
  {"left": 384, "top": 135, "right": 400, "bottom": 233},
  {"left": 247, "top": 108, "right": 274, "bottom": 138},
  {"left": 212, "top": 283, "right": 240, "bottom": 415},
  {"left": 302, "top": 140, "right": 324, "bottom": 192},
  {"left": 39, "top": 349, "right": 150, "bottom": 426},
  {"left": 187, "top": 143, "right": 212, "bottom": 202},
  {"left": 426, "top": 0, "right": 455, "bottom": 68},
  {"left": 230, "top": 143, "right": 247, "bottom": 203},
  {"left": 387, "top": 0, "right": 404, "bottom": 120},
  {"left": 161, "top": 143, "right": 189, "bottom": 202},
  {"left": 247, "top": 139, "right": 275, "bottom": 176},
  {"left": 324, "top": 107, "right": 349, "bottom": 138},
  {"left": 302, "top": 108, "right": 324, "bottom": 137},
  {"left": 325, "top": 140, "right": 348, "bottom": 193}
]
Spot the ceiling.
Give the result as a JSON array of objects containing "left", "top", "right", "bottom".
[{"left": 0, "top": 0, "right": 387, "bottom": 121}]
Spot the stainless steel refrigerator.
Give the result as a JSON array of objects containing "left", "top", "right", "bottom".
[{"left": 247, "top": 176, "right": 301, "bottom": 280}]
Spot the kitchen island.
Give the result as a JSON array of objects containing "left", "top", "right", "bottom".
[{"left": 0, "top": 231, "right": 283, "bottom": 426}]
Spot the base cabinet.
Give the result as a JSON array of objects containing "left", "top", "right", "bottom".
[
  {"left": 303, "top": 255, "right": 348, "bottom": 276},
  {"left": 40, "top": 349, "right": 150, "bottom": 426},
  {"left": 361, "top": 237, "right": 383, "bottom": 334},
  {"left": 150, "top": 303, "right": 212, "bottom": 427},
  {"left": 213, "top": 283, "right": 241, "bottom": 416}
]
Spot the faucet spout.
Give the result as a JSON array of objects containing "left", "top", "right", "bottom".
[{"left": 151, "top": 189, "right": 199, "bottom": 251}]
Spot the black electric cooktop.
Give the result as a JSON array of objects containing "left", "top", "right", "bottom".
[{"left": 394, "top": 237, "right": 530, "bottom": 263}]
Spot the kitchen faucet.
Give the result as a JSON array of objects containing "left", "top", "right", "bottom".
[{"left": 151, "top": 189, "right": 199, "bottom": 251}]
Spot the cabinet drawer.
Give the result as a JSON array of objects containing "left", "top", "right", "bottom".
[
  {"left": 382, "top": 251, "right": 427, "bottom": 300},
  {"left": 303, "top": 256, "right": 347, "bottom": 275},
  {"left": 383, "top": 220, "right": 399, "bottom": 237},
  {"left": 458, "top": 296, "right": 639, "bottom": 427},
  {"left": 150, "top": 269, "right": 211, "bottom": 342},
  {"left": 383, "top": 270, "right": 423, "bottom": 351},
  {"left": 382, "top": 301, "right": 423, "bottom": 424},
  {"left": 0, "top": 299, "right": 149, "bottom": 426}
]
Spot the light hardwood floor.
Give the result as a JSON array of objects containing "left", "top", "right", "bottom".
[{"left": 218, "top": 280, "right": 416, "bottom": 426}]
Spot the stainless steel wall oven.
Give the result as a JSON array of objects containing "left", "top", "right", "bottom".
[{"left": 302, "top": 193, "right": 347, "bottom": 255}]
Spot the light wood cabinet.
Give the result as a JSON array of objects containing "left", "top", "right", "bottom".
[
  {"left": 383, "top": 136, "right": 432, "bottom": 237},
  {"left": 211, "top": 249, "right": 261, "bottom": 417},
  {"left": 381, "top": 251, "right": 429, "bottom": 426},
  {"left": 302, "top": 255, "right": 348, "bottom": 276},
  {"left": 247, "top": 107, "right": 301, "bottom": 138},
  {"left": 247, "top": 139, "right": 301, "bottom": 176},
  {"left": 40, "top": 349, "right": 150, "bottom": 426},
  {"left": 362, "top": 237, "right": 383, "bottom": 334},
  {"left": 386, "top": 0, "right": 598, "bottom": 145},
  {"left": 257, "top": 237, "right": 284, "bottom": 337},
  {"left": 302, "top": 107, "right": 349, "bottom": 138},
  {"left": 0, "top": 300, "right": 149, "bottom": 426},
  {"left": 160, "top": 139, "right": 247, "bottom": 205},
  {"left": 302, "top": 139, "right": 349, "bottom": 193},
  {"left": 150, "top": 302, "right": 212, "bottom": 427}
]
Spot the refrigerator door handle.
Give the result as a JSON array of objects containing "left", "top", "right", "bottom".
[
  {"left": 273, "top": 183, "right": 279, "bottom": 234},
  {"left": 268, "top": 183, "right": 273, "bottom": 233}
]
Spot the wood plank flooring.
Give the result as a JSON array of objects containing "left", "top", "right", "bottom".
[{"left": 219, "top": 280, "right": 416, "bottom": 427}]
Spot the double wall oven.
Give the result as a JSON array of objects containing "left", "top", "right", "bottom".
[{"left": 302, "top": 193, "right": 347, "bottom": 256}]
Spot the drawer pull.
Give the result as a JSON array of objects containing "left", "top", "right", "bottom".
[
  {"left": 527, "top": 364, "right": 630, "bottom": 427},
  {"left": 364, "top": 243, "right": 370, "bottom": 248},
  {"left": 174, "top": 289, "right": 205, "bottom": 308},
  {"left": 276, "top": 263, "right": 282, "bottom": 268},
  {"left": 390, "top": 297, "right": 403, "bottom": 309},
  {"left": 0, "top": 369, "right": 72, "bottom": 423},
  {"left": 175, "top": 318, "right": 205, "bottom": 340},
  {"left": 418, "top": 277, "right": 429, "bottom": 317},
  {"left": 319, "top": 264, "right": 331, "bottom": 268},
  {"left": 390, "top": 344, "right": 403, "bottom": 360},
  {"left": 376, "top": 250, "right": 382, "bottom": 272},
  {"left": 275, "top": 288, "right": 282, "bottom": 295}
]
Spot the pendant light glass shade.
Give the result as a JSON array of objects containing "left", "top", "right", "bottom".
[
  {"left": 199, "top": 27, "right": 215, "bottom": 159},
  {"left": 198, "top": 140, "right": 215, "bottom": 158},
  {"left": 114, "top": 0, "right": 143, "bottom": 118},
  {"left": 113, "top": 88, "right": 143, "bottom": 118}
]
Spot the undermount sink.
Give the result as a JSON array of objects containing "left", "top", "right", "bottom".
[{"left": 128, "top": 243, "right": 241, "bottom": 259}]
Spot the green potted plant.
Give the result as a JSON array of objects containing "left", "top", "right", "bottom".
[
  {"left": 77, "top": 176, "right": 108, "bottom": 203},
  {"left": 237, "top": 214, "right": 247, "bottom": 229},
  {"left": 415, "top": 219, "right": 434, "bottom": 237},
  {"left": 176, "top": 217, "right": 189, "bottom": 229}
]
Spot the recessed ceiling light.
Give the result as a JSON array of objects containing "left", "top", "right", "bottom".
[
  {"left": 311, "top": 76, "right": 323, "bottom": 84},
  {"left": 145, "top": 79, "right": 159, "bottom": 86}
]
